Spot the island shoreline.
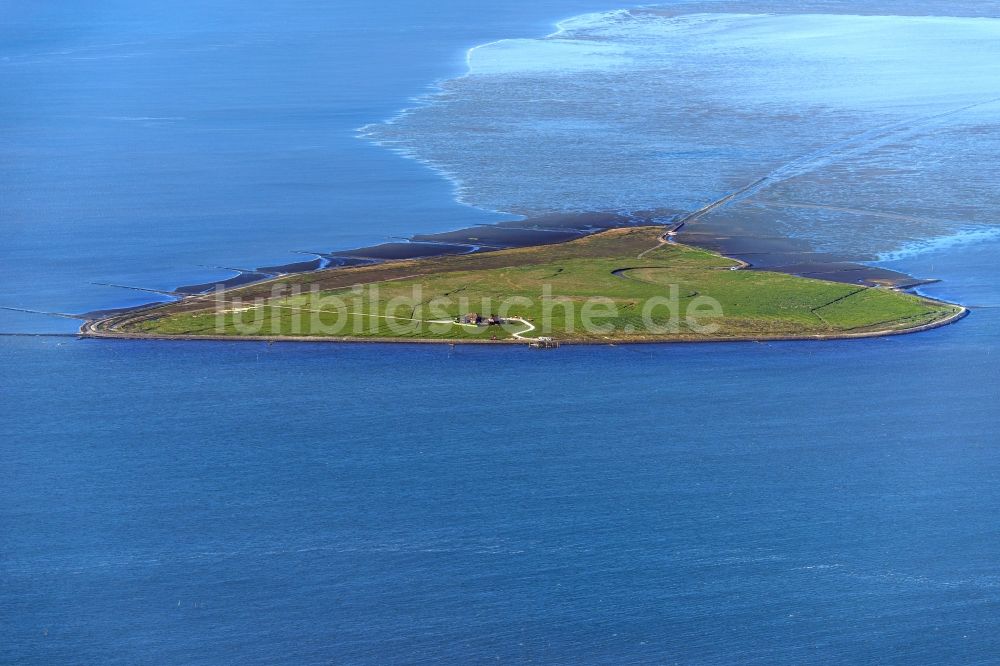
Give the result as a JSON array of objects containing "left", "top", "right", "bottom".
[{"left": 78, "top": 304, "right": 969, "bottom": 346}]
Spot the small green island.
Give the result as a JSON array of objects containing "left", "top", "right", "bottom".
[{"left": 84, "top": 227, "right": 964, "bottom": 344}]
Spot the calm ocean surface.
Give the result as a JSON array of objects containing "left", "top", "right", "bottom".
[{"left": 2, "top": 1, "right": 999, "bottom": 663}]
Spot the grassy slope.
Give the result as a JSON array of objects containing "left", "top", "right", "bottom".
[{"left": 120, "top": 227, "right": 958, "bottom": 341}]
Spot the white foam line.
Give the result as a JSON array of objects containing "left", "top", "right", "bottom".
[{"left": 464, "top": 39, "right": 505, "bottom": 71}]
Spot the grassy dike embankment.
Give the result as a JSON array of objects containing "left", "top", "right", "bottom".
[{"left": 82, "top": 227, "right": 965, "bottom": 344}]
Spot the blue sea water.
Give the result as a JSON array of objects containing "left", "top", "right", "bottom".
[{"left": 3, "top": 1, "right": 1000, "bottom": 664}]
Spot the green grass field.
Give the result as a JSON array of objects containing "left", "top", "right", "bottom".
[{"left": 110, "top": 227, "right": 960, "bottom": 342}]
